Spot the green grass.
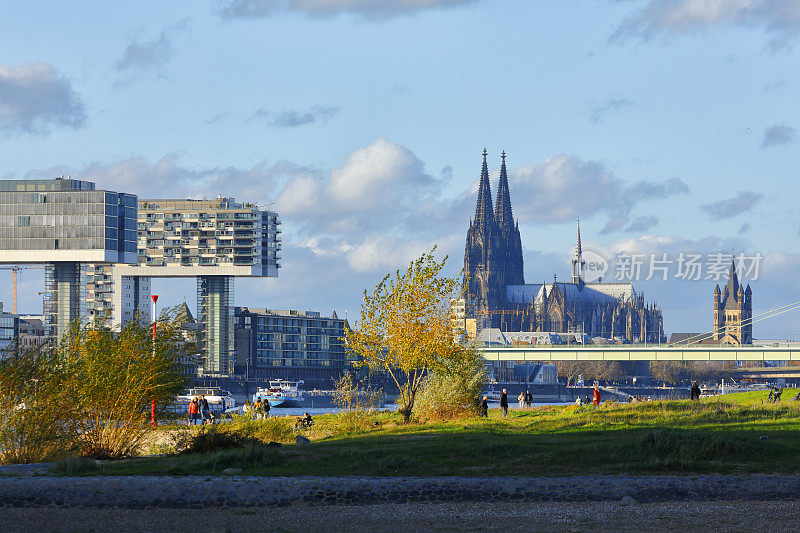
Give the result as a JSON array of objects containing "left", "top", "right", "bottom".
[{"left": 84, "top": 391, "right": 800, "bottom": 477}]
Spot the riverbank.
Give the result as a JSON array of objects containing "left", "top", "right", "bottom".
[{"left": 19, "top": 389, "right": 800, "bottom": 477}]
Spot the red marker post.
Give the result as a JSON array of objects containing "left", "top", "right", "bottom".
[{"left": 151, "top": 294, "right": 159, "bottom": 428}]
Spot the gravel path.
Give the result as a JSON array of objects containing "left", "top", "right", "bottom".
[
  {"left": 2, "top": 500, "right": 799, "bottom": 532},
  {"left": 2, "top": 474, "right": 800, "bottom": 508}
]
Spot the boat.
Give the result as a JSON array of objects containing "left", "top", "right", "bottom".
[
  {"left": 252, "top": 379, "right": 306, "bottom": 407},
  {"left": 171, "top": 387, "right": 236, "bottom": 414}
]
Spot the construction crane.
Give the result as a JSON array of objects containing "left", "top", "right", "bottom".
[{"left": 0, "top": 265, "right": 45, "bottom": 314}]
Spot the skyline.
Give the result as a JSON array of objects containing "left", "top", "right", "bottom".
[{"left": 1, "top": 1, "right": 799, "bottom": 336}]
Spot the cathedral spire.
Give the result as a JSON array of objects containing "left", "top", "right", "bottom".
[
  {"left": 571, "top": 217, "right": 585, "bottom": 285},
  {"left": 473, "top": 148, "right": 494, "bottom": 227},
  {"left": 495, "top": 150, "right": 514, "bottom": 229}
]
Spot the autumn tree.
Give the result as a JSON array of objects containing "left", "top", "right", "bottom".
[{"left": 345, "top": 248, "right": 472, "bottom": 423}]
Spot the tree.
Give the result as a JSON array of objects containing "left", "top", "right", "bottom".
[
  {"left": 558, "top": 361, "right": 623, "bottom": 386},
  {"left": 345, "top": 248, "right": 469, "bottom": 423}
]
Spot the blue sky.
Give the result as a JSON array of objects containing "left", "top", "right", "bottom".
[{"left": 1, "top": 0, "right": 799, "bottom": 337}]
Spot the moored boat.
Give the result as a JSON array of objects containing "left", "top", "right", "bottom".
[{"left": 252, "top": 379, "right": 305, "bottom": 407}]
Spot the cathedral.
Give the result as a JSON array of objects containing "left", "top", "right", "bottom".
[{"left": 462, "top": 149, "right": 664, "bottom": 343}]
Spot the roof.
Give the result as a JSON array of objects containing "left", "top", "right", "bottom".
[
  {"left": 506, "top": 281, "right": 635, "bottom": 306},
  {"left": 668, "top": 332, "right": 715, "bottom": 345}
]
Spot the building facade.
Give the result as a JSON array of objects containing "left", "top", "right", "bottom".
[
  {"left": 462, "top": 151, "right": 663, "bottom": 343},
  {"left": 86, "top": 196, "right": 281, "bottom": 376},
  {"left": 234, "top": 307, "right": 348, "bottom": 381},
  {"left": 0, "top": 178, "right": 138, "bottom": 338},
  {"left": 713, "top": 261, "right": 753, "bottom": 345},
  {"left": 0, "top": 302, "right": 19, "bottom": 354}
]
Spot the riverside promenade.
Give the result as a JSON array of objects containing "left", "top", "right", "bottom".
[{"left": 2, "top": 471, "right": 800, "bottom": 531}]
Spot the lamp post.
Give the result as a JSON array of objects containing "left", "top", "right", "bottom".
[{"left": 151, "top": 294, "right": 159, "bottom": 428}]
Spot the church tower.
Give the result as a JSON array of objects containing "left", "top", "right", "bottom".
[
  {"left": 494, "top": 151, "right": 525, "bottom": 287},
  {"left": 713, "top": 260, "right": 753, "bottom": 345},
  {"left": 463, "top": 149, "right": 503, "bottom": 329}
]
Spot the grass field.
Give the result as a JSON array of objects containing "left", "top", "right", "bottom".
[{"left": 58, "top": 390, "right": 800, "bottom": 477}]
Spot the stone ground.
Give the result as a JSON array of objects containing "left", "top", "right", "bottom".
[
  {"left": 2, "top": 500, "right": 800, "bottom": 532},
  {"left": 2, "top": 473, "right": 800, "bottom": 531}
]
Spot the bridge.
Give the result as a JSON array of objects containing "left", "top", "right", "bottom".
[{"left": 479, "top": 345, "right": 800, "bottom": 362}]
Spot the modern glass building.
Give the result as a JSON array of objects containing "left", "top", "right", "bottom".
[
  {"left": 97, "top": 196, "right": 282, "bottom": 377},
  {"left": 0, "top": 302, "right": 19, "bottom": 354},
  {"left": 234, "top": 307, "right": 348, "bottom": 382},
  {"left": 0, "top": 178, "right": 138, "bottom": 338}
]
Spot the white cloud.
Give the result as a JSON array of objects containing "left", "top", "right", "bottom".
[
  {"left": 509, "top": 153, "right": 689, "bottom": 233},
  {"left": 761, "top": 122, "right": 797, "bottom": 147},
  {"left": 611, "top": 0, "right": 800, "bottom": 50},
  {"left": 701, "top": 191, "right": 763, "bottom": 219},
  {"left": 114, "top": 20, "right": 190, "bottom": 86},
  {"left": 216, "top": 0, "right": 478, "bottom": 19},
  {"left": 0, "top": 61, "right": 86, "bottom": 135}
]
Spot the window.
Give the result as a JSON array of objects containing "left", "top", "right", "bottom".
[{"left": 17, "top": 216, "right": 30, "bottom": 226}]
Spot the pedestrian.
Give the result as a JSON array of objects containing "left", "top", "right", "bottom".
[
  {"left": 584, "top": 394, "right": 590, "bottom": 406},
  {"left": 480, "top": 395, "right": 489, "bottom": 417},
  {"left": 575, "top": 396, "right": 582, "bottom": 406},
  {"left": 254, "top": 398, "right": 263, "bottom": 420},
  {"left": 592, "top": 384, "right": 601, "bottom": 406},
  {"left": 500, "top": 389, "right": 508, "bottom": 417},
  {"left": 525, "top": 390, "right": 533, "bottom": 409},
  {"left": 199, "top": 394, "right": 210, "bottom": 425},
  {"left": 188, "top": 397, "right": 199, "bottom": 425},
  {"left": 690, "top": 381, "right": 701, "bottom": 401},
  {"left": 518, "top": 391, "right": 525, "bottom": 410},
  {"left": 263, "top": 398, "right": 271, "bottom": 419},
  {"left": 242, "top": 400, "right": 251, "bottom": 418}
]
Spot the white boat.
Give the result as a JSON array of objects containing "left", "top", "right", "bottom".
[
  {"left": 252, "top": 379, "right": 305, "bottom": 407},
  {"left": 172, "top": 387, "right": 236, "bottom": 413}
]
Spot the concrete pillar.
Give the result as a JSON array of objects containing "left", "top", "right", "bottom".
[
  {"left": 44, "top": 262, "right": 84, "bottom": 339},
  {"left": 197, "top": 275, "right": 234, "bottom": 376}
]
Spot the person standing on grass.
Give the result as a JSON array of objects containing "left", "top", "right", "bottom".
[
  {"left": 263, "top": 398, "right": 271, "bottom": 419},
  {"left": 518, "top": 391, "right": 525, "bottom": 409},
  {"left": 690, "top": 381, "right": 701, "bottom": 401},
  {"left": 592, "top": 385, "right": 601, "bottom": 406},
  {"left": 199, "top": 395, "right": 210, "bottom": 424},
  {"left": 188, "top": 397, "right": 199, "bottom": 425},
  {"left": 500, "top": 389, "right": 508, "bottom": 417},
  {"left": 480, "top": 395, "right": 489, "bottom": 417},
  {"left": 254, "top": 398, "right": 263, "bottom": 420},
  {"left": 526, "top": 390, "right": 533, "bottom": 409}
]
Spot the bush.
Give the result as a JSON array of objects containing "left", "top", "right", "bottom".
[
  {"left": 414, "top": 346, "right": 486, "bottom": 422},
  {"left": 0, "top": 347, "right": 73, "bottom": 464},
  {"left": 332, "top": 372, "right": 383, "bottom": 433}
]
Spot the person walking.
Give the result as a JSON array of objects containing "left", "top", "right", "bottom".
[
  {"left": 263, "top": 398, "right": 271, "bottom": 419},
  {"left": 518, "top": 391, "right": 525, "bottom": 410},
  {"left": 690, "top": 381, "right": 701, "bottom": 401},
  {"left": 254, "top": 398, "right": 263, "bottom": 420},
  {"left": 188, "top": 397, "right": 199, "bottom": 425},
  {"left": 592, "top": 384, "right": 601, "bottom": 406},
  {"left": 480, "top": 395, "right": 489, "bottom": 417},
  {"left": 525, "top": 390, "right": 533, "bottom": 409},
  {"left": 500, "top": 389, "right": 509, "bottom": 417},
  {"left": 199, "top": 395, "right": 210, "bottom": 425}
]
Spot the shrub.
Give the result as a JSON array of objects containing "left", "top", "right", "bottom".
[
  {"left": 59, "top": 312, "right": 191, "bottom": 458},
  {"left": 414, "top": 346, "right": 486, "bottom": 422},
  {"left": 332, "top": 372, "right": 383, "bottom": 433},
  {"left": 0, "top": 346, "right": 73, "bottom": 464}
]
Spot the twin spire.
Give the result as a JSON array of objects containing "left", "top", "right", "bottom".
[{"left": 473, "top": 148, "right": 514, "bottom": 230}]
